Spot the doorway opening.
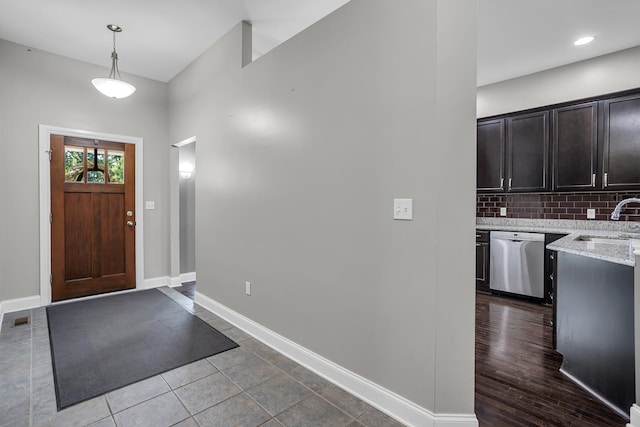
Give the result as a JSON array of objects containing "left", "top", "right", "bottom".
[{"left": 172, "top": 137, "right": 196, "bottom": 299}]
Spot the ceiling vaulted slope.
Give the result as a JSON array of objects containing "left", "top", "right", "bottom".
[
  {"left": 0, "top": 0, "right": 350, "bottom": 82},
  {"left": 1, "top": 0, "right": 639, "bottom": 85}
]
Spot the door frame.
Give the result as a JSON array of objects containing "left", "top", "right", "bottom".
[{"left": 39, "top": 124, "right": 144, "bottom": 306}]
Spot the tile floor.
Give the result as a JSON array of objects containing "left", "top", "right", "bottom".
[{"left": 0, "top": 286, "right": 405, "bottom": 427}]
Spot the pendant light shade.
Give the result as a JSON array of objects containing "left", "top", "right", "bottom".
[
  {"left": 92, "top": 25, "right": 136, "bottom": 98},
  {"left": 91, "top": 77, "right": 136, "bottom": 98}
]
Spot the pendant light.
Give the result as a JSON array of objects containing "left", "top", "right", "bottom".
[{"left": 91, "top": 25, "right": 136, "bottom": 99}]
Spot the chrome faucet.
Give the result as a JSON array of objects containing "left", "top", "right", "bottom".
[{"left": 610, "top": 197, "right": 640, "bottom": 220}]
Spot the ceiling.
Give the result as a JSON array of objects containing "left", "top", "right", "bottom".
[{"left": 1, "top": 0, "right": 639, "bottom": 85}]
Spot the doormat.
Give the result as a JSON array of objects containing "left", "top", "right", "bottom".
[{"left": 47, "top": 289, "right": 238, "bottom": 410}]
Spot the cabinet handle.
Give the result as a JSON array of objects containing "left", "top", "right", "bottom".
[
  {"left": 476, "top": 243, "right": 481, "bottom": 247},
  {"left": 591, "top": 173, "right": 596, "bottom": 187},
  {"left": 550, "top": 254, "right": 554, "bottom": 260},
  {"left": 500, "top": 178, "right": 504, "bottom": 188},
  {"left": 476, "top": 234, "right": 481, "bottom": 238},
  {"left": 508, "top": 178, "right": 512, "bottom": 191},
  {"left": 604, "top": 172, "right": 608, "bottom": 187}
]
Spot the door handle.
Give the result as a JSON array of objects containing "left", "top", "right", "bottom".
[{"left": 126, "top": 221, "right": 135, "bottom": 228}]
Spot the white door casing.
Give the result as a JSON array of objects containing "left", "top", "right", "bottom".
[{"left": 38, "top": 124, "right": 144, "bottom": 306}]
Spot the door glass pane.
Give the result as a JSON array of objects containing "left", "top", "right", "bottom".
[
  {"left": 107, "top": 150, "right": 125, "bottom": 184},
  {"left": 65, "top": 146, "right": 85, "bottom": 182},
  {"left": 87, "top": 148, "right": 105, "bottom": 183}
]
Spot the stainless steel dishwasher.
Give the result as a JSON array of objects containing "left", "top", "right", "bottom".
[{"left": 490, "top": 231, "right": 545, "bottom": 298}]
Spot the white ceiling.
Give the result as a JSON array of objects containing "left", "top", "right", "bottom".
[
  {"left": 1, "top": 0, "right": 639, "bottom": 85},
  {"left": 478, "top": 0, "right": 640, "bottom": 86}
]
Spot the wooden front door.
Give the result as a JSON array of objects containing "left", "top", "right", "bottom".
[{"left": 50, "top": 135, "right": 136, "bottom": 301}]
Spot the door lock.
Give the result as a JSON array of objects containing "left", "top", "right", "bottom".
[
  {"left": 126, "top": 221, "right": 135, "bottom": 228},
  {"left": 126, "top": 211, "right": 134, "bottom": 217}
]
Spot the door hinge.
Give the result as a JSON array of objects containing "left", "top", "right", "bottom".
[
  {"left": 49, "top": 212, "right": 52, "bottom": 223},
  {"left": 50, "top": 274, "right": 52, "bottom": 286},
  {"left": 47, "top": 150, "right": 52, "bottom": 162}
]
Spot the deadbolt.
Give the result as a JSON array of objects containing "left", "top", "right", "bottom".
[{"left": 126, "top": 211, "right": 134, "bottom": 217}]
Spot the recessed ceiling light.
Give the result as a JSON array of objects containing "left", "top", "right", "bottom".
[{"left": 574, "top": 36, "right": 595, "bottom": 46}]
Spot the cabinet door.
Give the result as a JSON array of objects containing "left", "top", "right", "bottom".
[
  {"left": 603, "top": 94, "right": 640, "bottom": 189},
  {"left": 475, "top": 239, "right": 490, "bottom": 293},
  {"left": 552, "top": 102, "right": 598, "bottom": 191},
  {"left": 477, "top": 119, "right": 505, "bottom": 192},
  {"left": 507, "top": 111, "right": 549, "bottom": 192},
  {"left": 475, "top": 243, "right": 489, "bottom": 291}
]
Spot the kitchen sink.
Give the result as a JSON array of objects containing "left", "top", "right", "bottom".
[{"left": 574, "top": 235, "right": 630, "bottom": 245}]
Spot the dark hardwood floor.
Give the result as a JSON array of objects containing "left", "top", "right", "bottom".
[{"left": 475, "top": 293, "right": 628, "bottom": 426}]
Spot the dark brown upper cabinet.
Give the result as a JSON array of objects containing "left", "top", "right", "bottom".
[
  {"left": 552, "top": 102, "right": 598, "bottom": 191},
  {"left": 506, "top": 111, "right": 549, "bottom": 192},
  {"left": 603, "top": 93, "right": 640, "bottom": 189},
  {"left": 477, "top": 119, "right": 505, "bottom": 192}
]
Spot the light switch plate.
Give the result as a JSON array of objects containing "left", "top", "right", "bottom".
[
  {"left": 145, "top": 201, "right": 155, "bottom": 210},
  {"left": 587, "top": 208, "right": 596, "bottom": 219},
  {"left": 245, "top": 281, "right": 251, "bottom": 296},
  {"left": 500, "top": 207, "right": 507, "bottom": 217},
  {"left": 393, "top": 199, "right": 413, "bottom": 220}
]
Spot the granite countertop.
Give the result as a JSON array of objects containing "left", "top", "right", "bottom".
[
  {"left": 477, "top": 218, "right": 640, "bottom": 267},
  {"left": 547, "top": 232, "right": 638, "bottom": 267}
]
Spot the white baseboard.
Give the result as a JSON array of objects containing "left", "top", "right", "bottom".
[
  {"left": 140, "top": 276, "right": 172, "bottom": 289},
  {"left": 627, "top": 404, "right": 640, "bottom": 427},
  {"left": 0, "top": 295, "right": 41, "bottom": 332},
  {"left": 167, "top": 272, "right": 196, "bottom": 288},
  {"left": 180, "top": 272, "right": 196, "bottom": 283},
  {"left": 195, "top": 291, "right": 477, "bottom": 427}
]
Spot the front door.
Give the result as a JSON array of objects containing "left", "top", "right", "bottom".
[{"left": 50, "top": 135, "right": 136, "bottom": 301}]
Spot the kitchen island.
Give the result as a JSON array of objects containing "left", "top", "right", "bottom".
[{"left": 547, "top": 233, "right": 638, "bottom": 418}]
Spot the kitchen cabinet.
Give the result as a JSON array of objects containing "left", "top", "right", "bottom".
[
  {"left": 556, "top": 252, "right": 634, "bottom": 415},
  {"left": 552, "top": 102, "right": 598, "bottom": 191},
  {"left": 506, "top": 111, "right": 549, "bottom": 192},
  {"left": 477, "top": 119, "right": 505, "bottom": 192},
  {"left": 475, "top": 230, "right": 490, "bottom": 293},
  {"left": 603, "top": 93, "right": 640, "bottom": 189},
  {"left": 544, "top": 233, "right": 565, "bottom": 349},
  {"left": 544, "top": 233, "right": 565, "bottom": 305},
  {"left": 477, "top": 88, "right": 640, "bottom": 193}
]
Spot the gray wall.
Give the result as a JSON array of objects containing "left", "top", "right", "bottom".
[
  {"left": 0, "top": 39, "right": 171, "bottom": 301},
  {"left": 179, "top": 143, "right": 196, "bottom": 274},
  {"left": 478, "top": 45, "right": 640, "bottom": 118},
  {"left": 169, "top": 0, "right": 476, "bottom": 415}
]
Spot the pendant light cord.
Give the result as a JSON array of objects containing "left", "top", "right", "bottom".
[{"left": 108, "top": 27, "right": 123, "bottom": 80}]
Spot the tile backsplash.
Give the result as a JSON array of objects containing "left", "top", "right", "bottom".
[{"left": 477, "top": 191, "right": 640, "bottom": 221}]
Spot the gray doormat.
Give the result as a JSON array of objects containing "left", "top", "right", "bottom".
[{"left": 47, "top": 289, "right": 238, "bottom": 410}]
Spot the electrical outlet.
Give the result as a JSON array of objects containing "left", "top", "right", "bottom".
[
  {"left": 245, "top": 281, "right": 251, "bottom": 296},
  {"left": 586, "top": 208, "right": 596, "bottom": 219},
  {"left": 500, "top": 207, "right": 507, "bottom": 217}
]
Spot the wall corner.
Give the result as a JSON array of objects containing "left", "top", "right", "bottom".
[{"left": 241, "top": 21, "right": 252, "bottom": 67}]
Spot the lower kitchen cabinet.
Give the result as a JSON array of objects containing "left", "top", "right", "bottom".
[
  {"left": 556, "top": 252, "right": 634, "bottom": 415},
  {"left": 476, "top": 230, "right": 490, "bottom": 293},
  {"left": 544, "top": 233, "right": 565, "bottom": 306}
]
